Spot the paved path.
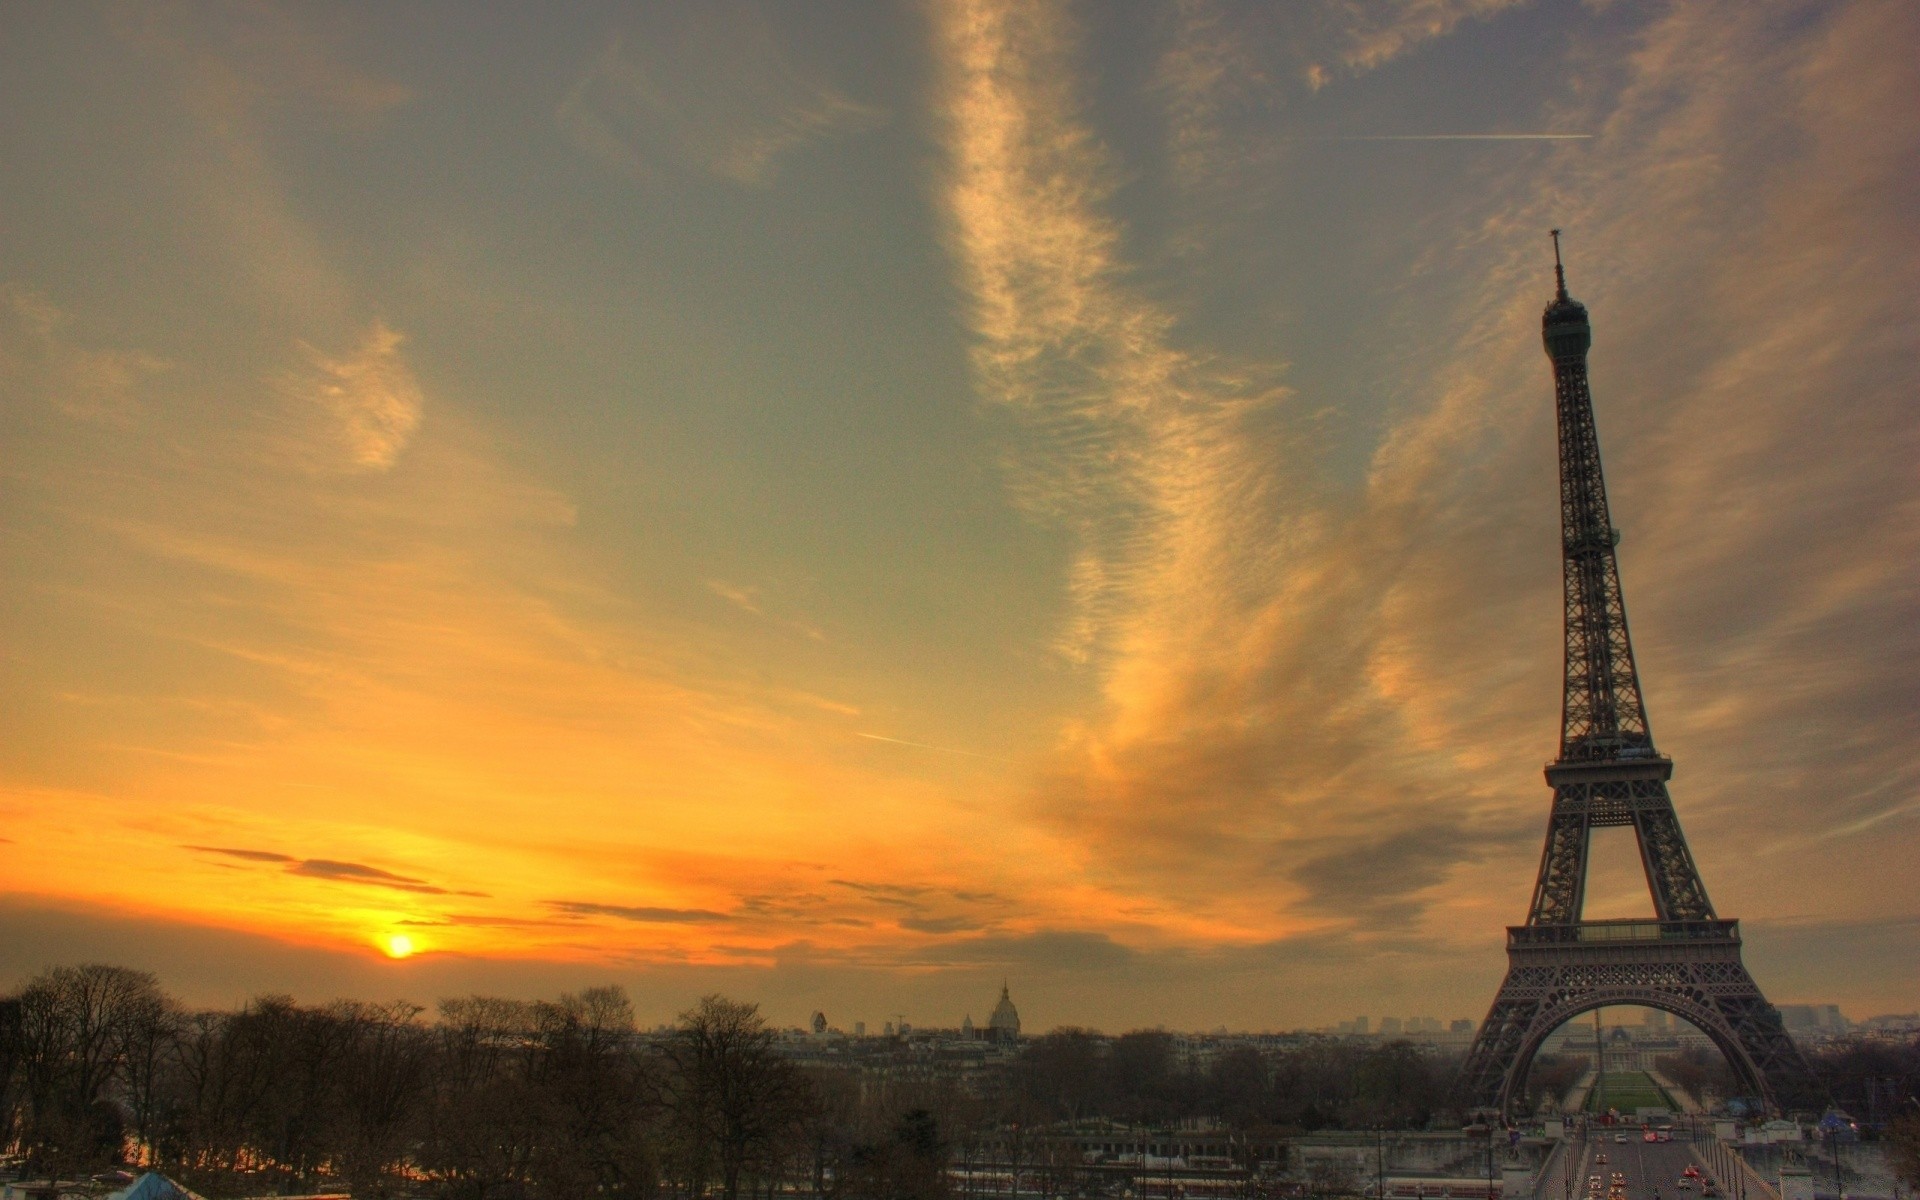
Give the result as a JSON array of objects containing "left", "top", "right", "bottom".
[
  {"left": 1563, "top": 1068, "right": 1600, "bottom": 1114},
  {"left": 1644, "top": 1069, "right": 1701, "bottom": 1114}
]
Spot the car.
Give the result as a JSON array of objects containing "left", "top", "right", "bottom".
[
  {"left": 1616, "top": 1135, "right": 1629, "bottom": 1143},
  {"left": 1683, "top": 1167, "right": 1701, "bottom": 1179},
  {"left": 1677, "top": 1181, "right": 1691, "bottom": 1191},
  {"left": 1645, "top": 1131, "right": 1659, "bottom": 1143},
  {"left": 1597, "top": 1155, "right": 1609, "bottom": 1164}
]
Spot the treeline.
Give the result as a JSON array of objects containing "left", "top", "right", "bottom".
[
  {"left": 1005, "top": 1029, "right": 1462, "bottom": 1131},
  {"left": 18, "top": 964, "right": 1807, "bottom": 1199},
  {"left": 1656, "top": 1039, "right": 1920, "bottom": 1123},
  {"left": 0, "top": 965, "right": 881, "bottom": 1199}
]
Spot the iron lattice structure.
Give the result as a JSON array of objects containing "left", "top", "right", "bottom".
[{"left": 1457, "top": 235, "right": 1818, "bottom": 1119}]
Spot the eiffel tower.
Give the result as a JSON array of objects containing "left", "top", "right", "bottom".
[{"left": 1457, "top": 234, "right": 1818, "bottom": 1118}]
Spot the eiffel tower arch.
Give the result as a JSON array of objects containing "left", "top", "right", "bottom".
[{"left": 1457, "top": 235, "right": 1821, "bottom": 1119}]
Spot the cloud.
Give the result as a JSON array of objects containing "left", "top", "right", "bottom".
[
  {"left": 557, "top": 5, "right": 884, "bottom": 188},
  {"left": 112, "top": 4, "right": 409, "bottom": 326},
  {"left": 547, "top": 901, "right": 733, "bottom": 925},
  {"left": 830, "top": 879, "right": 930, "bottom": 902},
  {"left": 898, "top": 914, "right": 983, "bottom": 935},
  {"left": 1320, "top": 0, "right": 1529, "bottom": 79},
  {"left": 0, "top": 284, "right": 171, "bottom": 424},
  {"left": 185, "top": 845, "right": 296, "bottom": 864},
  {"left": 281, "top": 321, "right": 424, "bottom": 470},
  {"left": 116, "top": 2, "right": 411, "bottom": 121},
  {"left": 706, "top": 580, "right": 826, "bottom": 641},
  {"left": 183, "top": 845, "right": 483, "bottom": 896},
  {"left": 1288, "top": 823, "right": 1519, "bottom": 927},
  {"left": 907, "top": 929, "right": 1138, "bottom": 972},
  {"left": 291, "top": 858, "right": 445, "bottom": 892}
]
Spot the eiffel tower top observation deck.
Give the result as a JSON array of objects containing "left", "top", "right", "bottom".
[{"left": 1456, "top": 234, "right": 1817, "bottom": 1118}]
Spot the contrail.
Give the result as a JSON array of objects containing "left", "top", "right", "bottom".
[
  {"left": 1302, "top": 133, "right": 1592, "bottom": 141},
  {"left": 854, "top": 732, "right": 1014, "bottom": 764}
]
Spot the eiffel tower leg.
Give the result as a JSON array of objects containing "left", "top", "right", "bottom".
[
  {"left": 1460, "top": 963, "right": 1548, "bottom": 1113},
  {"left": 1699, "top": 961, "right": 1825, "bottom": 1112}
]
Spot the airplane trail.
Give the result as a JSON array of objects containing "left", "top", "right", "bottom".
[
  {"left": 853, "top": 732, "right": 1014, "bottom": 764},
  {"left": 1307, "top": 133, "right": 1592, "bottom": 141}
]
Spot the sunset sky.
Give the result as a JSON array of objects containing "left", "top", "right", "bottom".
[{"left": 2, "top": 0, "right": 1915, "bottom": 1034}]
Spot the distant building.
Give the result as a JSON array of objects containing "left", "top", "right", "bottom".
[
  {"left": 1860, "top": 1013, "right": 1919, "bottom": 1035},
  {"left": 1777, "top": 1004, "right": 1849, "bottom": 1039},
  {"left": 853, "top": 1021, "right": 865, "bottom": 1038},
  {"left": 988, "top": 983, "right": 1021, "bottom": 1042},
  {"left": 962, "top": 1014, "right": 975, "bottom": 1038},
  {"left": 1451, "top": 1019, "right": 1474, "bottom": 1033},
  {"left": 1380, "top": 1017, "right": 1403, "bottom": 1036},
  {"left": 811, "top": 1011, "right": 828, "bottom": 1036}
]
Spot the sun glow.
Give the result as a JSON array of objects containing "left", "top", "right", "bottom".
[{"left": 382, "top": 933, "right": 416, "bottom": 959}]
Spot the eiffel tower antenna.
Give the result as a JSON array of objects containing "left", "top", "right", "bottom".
[{"left": 1456, "top": 234, "right": 1820, "bottom": 1119}]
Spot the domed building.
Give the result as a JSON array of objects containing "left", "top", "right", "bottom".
[{"left": 987, "top": 982, "right": 1020, "bottom": 1043}]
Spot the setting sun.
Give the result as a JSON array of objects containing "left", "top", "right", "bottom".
[{"left": 382, "top": 934, "right": 415, "bottom": 960}]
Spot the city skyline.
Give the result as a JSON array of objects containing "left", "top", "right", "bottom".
[{"left": 2, "top": 1, "right": 1915, "bottom": 1032}]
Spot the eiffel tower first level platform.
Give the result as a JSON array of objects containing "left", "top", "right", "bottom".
[{"left": 1457, "top": 235, "right": 1820, "bottom": 1119}]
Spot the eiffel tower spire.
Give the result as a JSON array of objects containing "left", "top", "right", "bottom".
[
  {"left": 1456, "top": 233, "right": 1819, "bottom": 1118},
  {"left": 1544, "top": 231, "right": 1652, "bottom": 764},
  {"left": 1526, "top": 233, "right": 1714, "bottom": 926}
]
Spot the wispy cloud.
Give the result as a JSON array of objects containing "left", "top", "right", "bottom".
[
  {"left": 1319, "top": 0, "right": 1530, "bottom": 80},
  {"left": 705, "top": 579, "right": 826, "bottom": 641},
  {"left": 548, "top": 901, "right": 732, "bottom": 925},
  {"left": 0, "top": 284, "right": 170, "bottom": 425},
  {"left": 184, "top": 845, "right": 484, "bottom": 896},
  {"left": 558, "top": 5, "right": 884, "bottom": 188},
  {"left": 185, "top": 845, "right": 296, "bottom": 864},
  {"left": 281, "top": 321, "right": 424, "bottom": 470}
]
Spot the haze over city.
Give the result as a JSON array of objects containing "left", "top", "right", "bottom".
[{"left": 1, "top": 0, "right": 1914, "bottom": 1036}]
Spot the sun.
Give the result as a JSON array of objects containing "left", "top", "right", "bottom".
[{"left": 381, "top": 933, "right": 416, "bottom": 959}]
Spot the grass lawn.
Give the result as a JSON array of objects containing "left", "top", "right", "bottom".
[{"left": 1585, "top": 1071, "right": 1674, "bottom": 1113}]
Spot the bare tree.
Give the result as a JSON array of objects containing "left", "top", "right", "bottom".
[
  {"left": 331, "top": 1000, "right": 430, "bottom": 1199},
  {"left": 420, "top": 995, "right": 546, "bottom": 1200},
  {"left": 13, "top": 964, "right": 167, "bottom": 1174},
  {"left": 662, "top": 995, "right": 807, "bottom": 1200}
]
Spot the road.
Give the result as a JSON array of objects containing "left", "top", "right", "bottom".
[{"left": 1553, "top": 1133, "right": 1717, "bottom": 1200}]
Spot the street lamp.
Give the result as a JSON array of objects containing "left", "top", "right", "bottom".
[
  {"left": 1377, "top": 1127, "right": 1387, "bottom": 1200},
  {"left": 1827, "top": 1124, "right": 1843, "bottom": 1200}
]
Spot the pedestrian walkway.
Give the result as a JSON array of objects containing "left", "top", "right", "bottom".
[
  {"left": 1645, "top": 1068, "right": 1701, "bottom": 1114},
  {"left": 1564, "top": 1068, "right": 1599, "bottom": 1114}
]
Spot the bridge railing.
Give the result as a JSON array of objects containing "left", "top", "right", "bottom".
[{"left": 1508, "top": 920, "right": 1740, "bottom": 947}]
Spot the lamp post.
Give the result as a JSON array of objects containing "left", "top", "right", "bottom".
[{"left": 1377, "top": 1128, "right": 1387, "bottom": 1200}]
